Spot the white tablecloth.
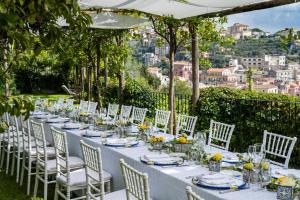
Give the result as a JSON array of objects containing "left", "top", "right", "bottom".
[{"left": 40, "top": 119, "right": 278, "bottom": 200}]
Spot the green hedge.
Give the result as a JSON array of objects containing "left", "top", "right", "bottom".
[
  {"left": 101, "top": 79, "right": 157, "bottom": 117},
  {"left": 195, "top": 87, "right": 300, "bottom": 168}
]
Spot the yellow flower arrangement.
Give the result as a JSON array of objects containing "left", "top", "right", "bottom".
[
  {"left": 116, "top": 119, "right": 128, "bottom": 126},
  {"left": 149, "top": 136, "right": 165, "bottom": 143},
  {"left": 176, "top": 135, "right": 193, "bottom": 144},
  {"left": 209, "top": 153, "right": 223, "bottom": 162},
  {"left": 79, "top": 112, "right": 89, "bottom": 116},
  {"left": 278, "top": 176, "right": 298, "bottom": 187},
  {"left": 138, "top": 123, "right": 150, "bottom": 131},
  {"left": 95, "top": 119, "right": 105, "bottom": 126}
]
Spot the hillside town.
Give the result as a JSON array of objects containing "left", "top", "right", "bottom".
[{"left": 134, "top": 23, "right": 300, "bottom": 96}]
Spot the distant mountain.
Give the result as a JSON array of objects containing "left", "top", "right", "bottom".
[{"left": 227, "top": 2, "right": 300, "bottom": 33}]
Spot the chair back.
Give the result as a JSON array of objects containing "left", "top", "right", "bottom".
[
  {"left": 263, "top": 130, "right": 297, "bottom": 168},
  {"left": 107, "top": 104, "right": 119, "bottom": 120},
  {"left": 154, "top": 110, "right": 171, "bottom": 133},
  {"left": 9, "top": 116, "right": 22, "bottom": 149},
  {"left": 88, "top": 101, "right": 98, "bottom": 114},
  {"left": 21, "top": 117, "right": 34, "bottom": 155},
  {"left": 208, "top": 120, "right": 235, "bottom": 151},
  {"left": 79, "top": 100, "right": 89, "bottom": 112},
  {"left": 176, "top": 114, "right": 198, "bottom": 137},
  {"left": 120, "top": 105, "right": 132, "bottom": 119},
  {"left": 31, "top": 120, "right": 49, "bottom": 167},
  {"left": 51, "top": 128, "right": 71, "bottom": 183},
  {"left": 65, "top": 99, "right": 74, "bottom": 107},
  {"left": 120, "top": 159, "right": 150, "bottom": 200},
  {"left": 80, "top": 141, "right": 105, "bottom": 200},
  {"left": 186, "top": 186, "right": 203, "bottom": 200},
  {"left": 57, "top": 97, "right": 65, "bottom": 105},
  {"left": 131, "top": 107, "right": 147, "bottom": 125}
]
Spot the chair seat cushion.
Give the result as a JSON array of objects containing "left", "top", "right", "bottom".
[
  {"left": 103, "top": 189, "right": 153, "bottom": 200},
  {"left": 57, "top": 168, "right": 111, "bottom": 186},
  {"left": 28, "top": 147, "right": 56, "bottom": 157},
  {"left": 42, "top": 156, "right": 84, "bottom": 172}
]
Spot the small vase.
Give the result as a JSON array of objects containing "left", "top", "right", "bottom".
[
  {"left": 243, "top": 169, "right": 256, "bottom": 183},
  {"left": 152, "top": 142, "right": 163, "bottom": 150},
  {"left": 173, "top": 143, "right": 192, "bottom": 153},
  {"left": 277, "top": 185, "right": 294, "bottom": 200},
  {"left": 208, "top": 160, "right": 221, "bottom": 172}
]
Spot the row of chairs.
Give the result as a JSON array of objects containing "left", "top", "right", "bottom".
[
  {"left": 207, "top": 119, "right": 297, "bottom": 169},
  {"left": 0, "top": 113, "right": 204, "bottom": 200}
]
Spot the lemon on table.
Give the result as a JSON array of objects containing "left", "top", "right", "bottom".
[
  {"left": 262, "top": 162, "right": 269, "bottom": 170},
  {"left": 243, "top": 162, "right": 254, "bottom": 170}
]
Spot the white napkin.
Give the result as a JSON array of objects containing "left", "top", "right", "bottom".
[
  {"left": 85, "top": 130, "right": 100, "bottom": 137},
  {"left": 200, "top": 174, "right": 243, "bottom": 186},
  {"left": 106, "top": 138, "right": 128, "bottom": 145},
  {"left": 64, "top": 123, "right": 81, "bottom": 129},
  {"left": 144, "top": 153, "right": 171, "bottom": 161}
]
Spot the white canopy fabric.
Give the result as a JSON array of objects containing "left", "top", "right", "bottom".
[
  {"left": 59, "top": 12, "right": 148, "bottom": 29},
  {"left": 79, "top": 0, "right": 275, "bottom": 19}
]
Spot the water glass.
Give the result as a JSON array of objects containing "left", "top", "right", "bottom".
[
  {"left": 254, "top": 143, "right": 265, "bottom": 162},
  {"left": 248, "top": 145, "right": 255, "bottom": 160}
]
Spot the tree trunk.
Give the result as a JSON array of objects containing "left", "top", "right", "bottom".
[
  {"left": 81, "top": 67, "right": 85, "bottom": 100},
  {"left": 2, "top": 38, "right": 9, "bottom": 97},
  {"left": 168, "top": 25, "right": 176, "bottom": 135},
  {"left": 87, "top": 66, "right": 92, "bottom": 101},
  {"left": 190, "top": 24, "right": 200, "bottom": 113},
  {"left": 96, "top": 41, "right": 101, "bottom": 106},
  {"left": 118, "top": 69, "right": 125, "bottom": 107},
  {"left": 104, "top": 57, "right": 108, "bottom": 88}
]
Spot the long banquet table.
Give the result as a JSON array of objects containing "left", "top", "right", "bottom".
[{"left": 38, "top": 118, "right": 281, "bottom": 200}]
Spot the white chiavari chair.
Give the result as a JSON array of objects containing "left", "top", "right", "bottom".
[
  {"left": 88, "top": 101, "right": 98, "bottom": 114},
  {"left": 119, "top": 159, "right": 152, "bottom": 200},
  {"left": 0, "top": 113, "right": 14, "bottom": 173},
  {"left": 262, "top": 130, "right": 297, "bottom": 169},
  {"left": 10, "top": 115, "right": 24, "bottom": 183},
  {"left": 51, "top": 128, "right": 86, "bottom": 200},
  {"left": 20, "top": 119, "right": 37, "bottom": 195},
  {"left": 119, "top": 105, "right": 132, "bottom": 119},
  {"left": 186, "top": 186, "right": 204, "bottom": 200},
  {"left": 57, "top": 97, "right": 65, "bottom": 106},
  {"left": 154, "top": 110, "right": 171, "bottom": 133},
  {"left": 80, "top": 141, "right": 114, "bottom": 199},
  {"left": 208, "top": 120, "right": 235, "bottom": 151},
  {"left": 131, "top": 107, "right": 147, "bottom": 125},
  {"left": 31, "top": 120, "right": 57, "bottom": 200},
  {"left": 107, "top": 103, "right": 119, "bottom": 120},
  {"left": 176, "top": 114, "right": 198, "bottom": 137},
  {"left": 79, "top": 100, "right": 89, "bottom": 112},
  {"left": 65, "top": 99, "right": 74, "bottom": 108}
]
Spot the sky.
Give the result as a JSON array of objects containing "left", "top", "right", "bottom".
[{"left": 226, "top": 2, "right": 300, "bottom": 33}]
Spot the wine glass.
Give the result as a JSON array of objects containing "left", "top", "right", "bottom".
[
  {"left": 248, "top": 145, "right": 255, "bottom": 160},
  {"left": 254, "top": 143, "right": 265, "bottom": 163}
]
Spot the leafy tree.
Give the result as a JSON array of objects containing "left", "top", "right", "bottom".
[
  {"left": 186, "top": 16, "right": 234, "bottom": 113},
  {"left": 0, "top": 0, "right": 91, "bottom": 96},
  {"left": 150, "top": 16, "right": 189, "bottom": 134}
]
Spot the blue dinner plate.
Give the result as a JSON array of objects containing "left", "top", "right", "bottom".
[{"left": 193, "top": 177, "right": 247, "bottom": 190}]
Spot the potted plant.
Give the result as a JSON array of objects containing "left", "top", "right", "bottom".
[
  {"left": 277, "top": 176, "right": 298, "bottom": 200},
  {"left": 173, "top": 134, "right": 194, "bottom": 153},
  {"left": 208, "top": 153, "right": 222, "bottom": 172},
  {"left": 138, "top": 123, "right": 150, "bottom": 141},
  {"left": 149, "top": 136, "right": 165, "bottom": 150}
]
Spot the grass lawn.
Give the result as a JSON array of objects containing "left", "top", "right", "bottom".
[
  {"left": 0, "top": 169, "right": 55, "bottom": 200},
  {"left": 20, "top": 94, "right": 71, "bottom": 101}
]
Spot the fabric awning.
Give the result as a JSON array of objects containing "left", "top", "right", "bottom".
[
  {"left": 59, "top": 12, "right": 148, "bottom": 29},
  {"left": 78, "top": 0, "right": 288, "bottom": 19}
]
